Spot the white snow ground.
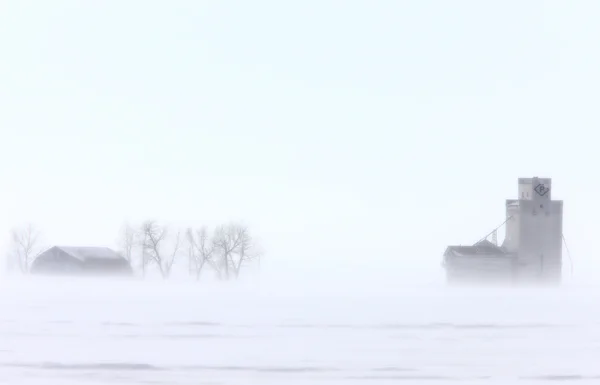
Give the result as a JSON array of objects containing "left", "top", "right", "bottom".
[{"left": 0, "top": 277, "right": 599, "bottom": 384}]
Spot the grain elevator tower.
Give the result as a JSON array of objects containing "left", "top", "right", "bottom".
[{"left": 502, "top": 177, "right": 563, "bottom": 284}]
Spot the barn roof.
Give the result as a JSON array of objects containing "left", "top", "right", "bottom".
[{"left": 52, "top": 246, "right": 124, "bottom": 262}]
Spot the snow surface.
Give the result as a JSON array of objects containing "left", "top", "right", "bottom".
[{"left": 1, "top": 277, "right": 599, "bottom": 384}]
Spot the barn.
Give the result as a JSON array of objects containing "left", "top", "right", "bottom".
[{"left": 30, "top": 246, "right": 133, "bottom": 276}]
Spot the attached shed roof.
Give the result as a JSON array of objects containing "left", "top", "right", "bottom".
[
  {"left": 444, "top": 239, "right": 510, "bottom": 258},
  {"left": 52, "top": 246, "right": 124, "bottom": 262}
]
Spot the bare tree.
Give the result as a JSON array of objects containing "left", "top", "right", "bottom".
[
  {"left": 9, "top": 224, "right": 43, "bottom": 274},
  {"left": 213, "top": 223, "right": 261, "bottom": 280},
  {"left": 230, "top": 225, "right": 262, "bottom": 278},
  {"left": 212, "top": 224, "right": 239, "bottom": 280},
  {"left": 141, "top": 220, "right": 181, "bottom": 279},
  {"left": 139, "top": 228, "right": 149, "bottom": 277},
  {"left": 118, "top": 223, "right": 137, "bottom": 264},
  {"left": 186, "top": 226, "right": 216, "bottom": 280}
]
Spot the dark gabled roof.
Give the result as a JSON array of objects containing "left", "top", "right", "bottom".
[
  {"left": 43, "top": 246, "right": 124, "bottom": 262},
  {"left": 473, "top": 239, "right": 502, "bottom": 250},
  {"left": 444, "top": 239, "right": 510, "bottom": 258}
]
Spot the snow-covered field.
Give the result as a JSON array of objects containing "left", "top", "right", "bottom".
[{"left": 1, "top": 276, "right": 599, "bottom": 384}]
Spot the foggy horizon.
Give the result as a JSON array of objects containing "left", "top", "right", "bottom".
[{"left": 3, "top": 1, "right": 600, "bottom": 286}]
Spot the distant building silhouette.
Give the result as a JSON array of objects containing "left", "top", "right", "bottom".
[{"left": 30, "top": 246, "right": 132, "bottom": 276}]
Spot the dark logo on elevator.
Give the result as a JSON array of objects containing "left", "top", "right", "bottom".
[{"left": 534, "top": 183, "right": 549, "bottom": 196}]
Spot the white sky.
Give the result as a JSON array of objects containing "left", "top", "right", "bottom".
[{"left": 1, "top": 1, "right": 599, "bottom": 283}]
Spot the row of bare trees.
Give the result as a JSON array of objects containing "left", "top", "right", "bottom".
[
  {"left": 119, "top": 221, "right": 262, "bottom": 280},
  {"left": 5, "top": 221, "right": 262, "bottom": 280}
]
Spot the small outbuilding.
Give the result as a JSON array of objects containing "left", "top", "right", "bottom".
[
  {"left": 443, "top": 239, "right": 517, "bottom": 284},
  {"left": 30, "top": 246, "right": 132, "bottom": 276}
]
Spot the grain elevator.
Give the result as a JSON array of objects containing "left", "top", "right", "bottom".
[{"left": 443, "top": 177, "right": 564, "bottom": 285}]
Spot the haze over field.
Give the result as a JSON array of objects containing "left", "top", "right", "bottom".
[{"left": 2, "top": 1, "right": 600, "bottom": 284}]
